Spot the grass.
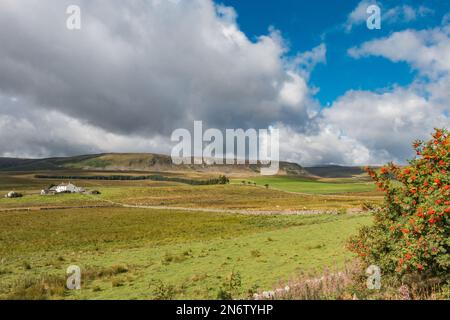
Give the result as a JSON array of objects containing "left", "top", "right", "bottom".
[
  {"left": 243, "top": 176, "right": 377, "bottom": 195},
  {"left": 0, "top": 192, "right": 103, "bottom": 209},
  {"left": 0, "top": 170, "right": 380, "bottom": 299},
  {"left": 0, "top": 171, "right": 181, "bottom": 192},
  {"left": 0, "top": 170, "right": 382, "bottom": 212},
  {"left": 0, "top": 207, "right": 372, "bottom": 299},
  {"left": 68, "top": 158, "right": 113, "bottom": 169},
  {"left": 0, "top": 184, "right": 381, "bottom": 212},
  {"left": 96, "top": 185, "right": 380, "bottom": 211}
]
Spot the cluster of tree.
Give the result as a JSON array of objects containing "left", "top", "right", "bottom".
[
  {"left": 35, "top": 174, "right": 230, "bottom": 186},
  {"left": 148, "top": 174, "right": 229, "bottom": 185},
  {"left": 241, "top": 181, "right": 257, "bottom": 186}
]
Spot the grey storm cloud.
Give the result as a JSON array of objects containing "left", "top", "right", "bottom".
[{"left": 0, "top": 0, "right": 317, "bottom": 139}]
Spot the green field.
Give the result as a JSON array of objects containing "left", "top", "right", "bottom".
[
  {"left": 240, "top": 176, "right": 376, "bottom": 194},
  {"left": 0, "top": 172, "right": 382, "bottom": 212},
  {"left": 0, "top": 208, "right": 371, "bottom": 299},
  {"left": 0, "top": 170, "right": 378, "bottom": 299}
]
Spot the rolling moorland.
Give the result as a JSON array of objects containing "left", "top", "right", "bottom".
[{"left": 0, "top": 153, "right": 381, "bottom": 299}]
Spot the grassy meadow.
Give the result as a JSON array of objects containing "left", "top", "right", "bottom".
[
  {"left": 0, "top": 208, "right": 371, "bottom": 299},
  {"left": 238, "top": 176, "right": 377, "bottom": 195},
  {"left": 0, "top": 170, "right": 380, "bottom": 299}
]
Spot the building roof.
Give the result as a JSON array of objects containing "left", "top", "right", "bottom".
[{"left": 48, "top": 183, "right": 82, "bottom": 192}]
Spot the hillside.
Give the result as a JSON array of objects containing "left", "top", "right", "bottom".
[
  {"left": 0, "top": 154, "right": 378, "bottom": 178},
  {"left": 0, "top": 155, "right": 100, "bottom": 171},
  {"left": 304, "top": 165, "right": 367, "bottom": 178},
  {"left": 0, "top": 153, "right": 311, "bottom": 177}
]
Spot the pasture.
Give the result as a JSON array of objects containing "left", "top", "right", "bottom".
[
  {"left": 0, "top": 208, "right": 371, "bottom": 299},
  {"left": 0, "top": 170, "right": 378, "bottom": 299},
  {"left": 240, "top": 176, "right": 377, "bottom": 195}
]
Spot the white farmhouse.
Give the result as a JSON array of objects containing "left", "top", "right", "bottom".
[{"left": 46, "top": 183, "right": 84, "bottom": 194}]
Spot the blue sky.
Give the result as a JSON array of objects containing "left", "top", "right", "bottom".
[{"left": 218, "top": 0, "right": 449, "bottom": 105}]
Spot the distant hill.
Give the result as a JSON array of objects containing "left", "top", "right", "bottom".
[
  {"left": 0, "top": 155, "right": 99, "bottom": 171},
  {"left": 0, "top": 154, "right": 376, "bottom": 178},
  {"left": 0, "top": 153, "right": 311, "bottom": 177},
  {"left": 304, "top": 165, "right": 367, "bottom": 178}
]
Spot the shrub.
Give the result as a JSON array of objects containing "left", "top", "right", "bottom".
[
  {"left": 149, "top": 280, "right": 177, "bottom": 300},
  {"left": 251, "top": 250, "right": 262, "bottom": 258},
  {"left": 162, "top": 252, "right": 189, "bottom": 265},
  {"left": 348, "top": 129, "right": 449, "bottom": 283},
  {"left": 111, "top": 265, "right": 129, "bottom": 275},
  {"left": 83, "top": 265, "right": 129, "bottom": 281},
  {"left": 361, "top": 201, "right": 377, "bottom": 212},
  {"left": 92, "top": 285, "right": 102, "bottom": 292},
  {"left": 111, "top": 279, "right": 125, "bottom": 287},
  {"left": 216, "top": 271, "right": 242, "bottom": 300},
  {"left": 216, "top": 287, "right": 233, "bottom": 300},
  {"left": 23, "top": 261, "right": 32, "bottom": 270},
  {"left": 0, "top": 268, "right": 11, "bottom": 275},
  {"left": 7, "top": 275, "right": 67, "bottom": 300}
]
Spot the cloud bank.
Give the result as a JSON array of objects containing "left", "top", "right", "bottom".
[{"left": 0, "top": 0, "right": 321, "bottom": 158}]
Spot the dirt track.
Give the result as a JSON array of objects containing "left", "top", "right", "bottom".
[{"left": 0, "top": 201, "right": 369, "bottom": 215}]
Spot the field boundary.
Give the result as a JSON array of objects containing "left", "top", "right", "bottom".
[{"left": 95, "top": 197, "right": 370, "bottom": 216}]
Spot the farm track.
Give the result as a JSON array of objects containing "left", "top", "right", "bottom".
[
  {"left": 0, "top": 199, "right": 368, "bottom": 215},
  {"left": 97, "top": 198, "right": 369, "bottom": 216},
  {"left": 0, "top": 204, "right": 119, "bottom": 213}
]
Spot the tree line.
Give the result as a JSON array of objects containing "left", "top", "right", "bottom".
[{"left": 34, "top": 174, "right": 230, "bottom": 186}]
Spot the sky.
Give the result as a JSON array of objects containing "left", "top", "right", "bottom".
[{"left": 0, "top": 0, "right": 449, "bottom": 166}]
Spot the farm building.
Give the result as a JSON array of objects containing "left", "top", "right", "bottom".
[
  {"left": 41, "top": 183, "right": 84, "bottom": 195},
  {"left": 4, "top": 191, "right": 23, "bottom": 198}
]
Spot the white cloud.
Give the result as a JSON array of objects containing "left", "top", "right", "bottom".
[
  {"left": 278, "top": 72, "right": 308, "bottom": 109},
  {"left": 384, "top": 5, "right": 433, "bottom": 24},
  {"left": 291, "top": 43, "right": 327, "bottom": 78},
  {"left": 345, "top": 1, "right": 433, "bottom": 32},
  {"left": 345, "top": 0, "right": 376, "bottom": 32},
  {"left": 348, "top": 27, "right": 450, "bottom": 78},
  {"left": 348, "top": 26, "right": 450, "bottom": 108},
  {"left": 323, "top": 88, "right": 447, "bottom": 163},
  {"left": 443, "top": 13, "right": 450, "bottom": 25},
  {"left": 306, "top": 26, "right": 450, "bottom": 165},
  {"left": 279, "top": 124, "right": 373, "bottom": 166},
  {"left": 278, "top": 85, "right": 449, "bottom": 166}
]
